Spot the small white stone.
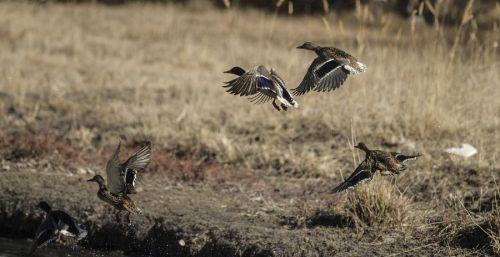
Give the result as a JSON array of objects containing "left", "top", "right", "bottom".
[{"left": 445, "top": 144, "right": 478, "bottom": 158}]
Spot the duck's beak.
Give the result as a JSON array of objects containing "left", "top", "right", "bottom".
[
  {"left": 223, "top": 69, "right": 231, "bottom": 74},
  {"left": 87, "top": 178, "right": 94, "bottom": 182},
  {"left": 296, "top": 44, "right": 306, "bottom": 49}
]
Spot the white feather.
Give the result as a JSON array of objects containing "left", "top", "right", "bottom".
[
  {"left": 356, "top": 62, "right": 367, "bottom": 72},
  {"left": 343, "top": 65, "right": 358, "bottom": 74}
]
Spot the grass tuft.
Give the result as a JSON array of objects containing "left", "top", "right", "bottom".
[{"left": 346, "top": 180, "right": 412, "bottom": 226}]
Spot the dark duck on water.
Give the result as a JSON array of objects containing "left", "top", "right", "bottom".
[{"left": 28, "top": 201, "right": 87, "bottom": 255}]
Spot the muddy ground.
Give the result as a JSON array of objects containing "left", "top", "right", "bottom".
[{"left": 0, "top": 151, "right": 495, "bottom": 256}]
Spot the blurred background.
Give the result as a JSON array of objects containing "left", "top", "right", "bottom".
[
  {"left": 36, "top": 0, "right": 500, "bottom": 27},
  {"left": 0, "top": 0, "right": 498, "bottom": 256}
]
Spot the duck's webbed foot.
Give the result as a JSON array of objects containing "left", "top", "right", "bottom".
[
  {"left": 281, "top": 104, "right": 288, "bottom": 111},
  {"left": 272, "top": 101, "right": 281, "bottom": 111}
]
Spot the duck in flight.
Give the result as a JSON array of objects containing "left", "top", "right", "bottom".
[
  {"left": 223, "top": 65, "right": 298, "bottom": 111},
  {"left": 88, "top": 141, "right": 152, "bottom": 223},
  {"left": 331, "top": 142, "right": 420, "bottom": 193},
  {"left": 293, "top": 42, "right": 366, "bottom": 96},
  {"left": 28, "top": 201, "right": 87, "bottom": 255}
]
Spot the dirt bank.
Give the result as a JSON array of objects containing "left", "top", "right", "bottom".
[{"left": 0, "top": 160, "right": 486, "bottom": 257}]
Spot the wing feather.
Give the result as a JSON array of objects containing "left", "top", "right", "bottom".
[
  {"left": 30, "top": 215, "right": 58, "bottom": 254},
  {"left": 224, "top": 65, "right": 274, "bottom": 97},
  {"left": 123, "top": 142, "right": 152, "bottom": 171},
  {"left": 249, "top": 92, "right": 273, "bottom": 104},
  {"left": 293, "top": 57, "right": 325, "bottom": 96},
  {"left": 391, "top": 152, "right": 421, "bottom": 164},
  {"left": 106, "top": 142, "right": 125, "bottom": 195},
  {"left": 33, "top": 228, "right": 57, "bottom": 249},
  {"left": 331, "top": 161, "right": 374, "bottom": 194},
  {"left": 313, "top": 60, "right": 349, "bottom": 93},
  {"left": 293, "top": 57, "right": 349, "bottom": 96}
]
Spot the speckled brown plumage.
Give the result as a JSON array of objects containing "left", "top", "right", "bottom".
[
  {"left": 293, "top": 42, "right": 366, "bottom": 96},
  {"left": 87, "top": 141, "right": 151, "bottom": 223},
  {"left": 356, "top": 142, "right": 421, "bottom": 175},
  {"left": 88, "top": 175, "right": 141, "bottom": 223},
  {"left": 331, "top": 142, "right": 420, "bottom": 193}
]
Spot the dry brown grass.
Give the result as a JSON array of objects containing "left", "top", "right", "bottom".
[
  {"left": 346, "top": 180, "right": 413, "bottom": 226},
  {"left": 299, "top": 180, "right": 415, "bottom": 229},
  {"left": 0, "top": 1, "right": 499, "bottom": 255},
  {"left": 489, "top": 209, "right": 500, "bottom": 255}
]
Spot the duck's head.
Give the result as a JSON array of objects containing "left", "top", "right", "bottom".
[
  {"left": 87, "top": 175, "right": 105, "bottom": 185},
  {"left": 37, "top": 201, "right": 51, "bottom": 213},
  {"left": 297, "top": 42, "right": 319, "bottom": 50},
  {"left": 223, "top": 66, "right": 246, "bottom": 76},
  {"left": 354, "top": 142, "right": 369, "bottom": 152}
]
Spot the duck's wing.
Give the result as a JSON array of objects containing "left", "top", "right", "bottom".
[
  {"left": 30, "top": 217, "right": 57, "bottom": 254},
  {"left": 293, "top": 56, "right": 349, "bottom": 96},
  {"left": 121, "top": 142, "right": 152, "bottom": 194},
  {"left": 331, "top": 161, "right": 374, "bottom": 193},
  {"left": 29, "top": 229, "right": 57, "bottom": 254},
  {"left": 249, "top": 70, "right": 288, "bottom": 104},
  {"left": 391, "top": 152, "right": 421, "bottom": 164},
  {"left": 224, "top": 65, "right": 275, "bottom": 97},
  {"left": 52, "top": 211, "right": 87, "bottom": 240},
  {"left": 248, "top": 91, "right": 275, "bottom": 104},
  {"left": 106, "top": 142, "right": 125, "bottom": 195},
  {"left": 122, "top": 142, "right": 152, "bottom": 171}
]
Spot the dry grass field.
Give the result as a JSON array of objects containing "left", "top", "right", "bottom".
[{"left": 0, "top": 1, "right": 499, "bottom": 256}]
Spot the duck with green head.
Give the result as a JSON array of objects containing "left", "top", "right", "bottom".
[{"left": 223, "top": 65, "right": 298, "bottom": 111}]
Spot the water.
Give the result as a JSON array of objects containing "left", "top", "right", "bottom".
[{"left": 0, "top": 238, "right": 125, "bottom": 257}]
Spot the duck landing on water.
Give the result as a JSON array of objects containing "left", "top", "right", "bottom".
[
  {"left": 223, "top": 65, "right": 298, "bottom": 111},
  {"left": 28, "top": 201, "right": 87, "bottom": 255},
  {"left": 293, "top": 42, "right": 366, "bottom": 96}
]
